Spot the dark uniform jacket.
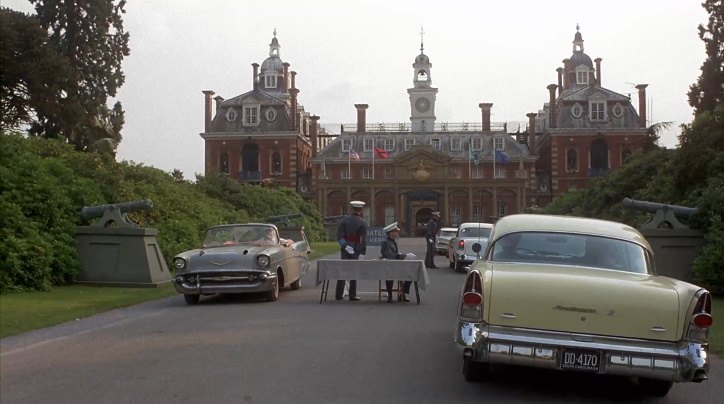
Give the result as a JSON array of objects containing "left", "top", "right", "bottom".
[
  {"left": 380, "top": 237, "right": 404, "bottom": 260},
  {"left": 424, "top": 218, "right": 439, "bottom": 243},
  {"left": 337, "top": 213, "right": 367, "bottom": 258}
]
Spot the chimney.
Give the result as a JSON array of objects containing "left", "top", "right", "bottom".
[
  {"left": 290, "top": 70, "right": 297, "bottom": 91},
  {"left": 526, "top": 112, "right": 537, "bottom": 154},
  {"left": 355, "top": 104, "right": 369, "bottom": 133},
  {"left": 252, "top": 63, "right": 259, "bottom": 90},
  {"left": 310, "top": 115, "right": 320, "bottom": 157},
  {"left": 594, "top": 58, "right": 602, "bottom": 85},
  {"left": 282, "top": 62, "right": 290, "bottom": 92},
  {"left": 203, "top": 90, "right": 215, "bottom": 132},
  {"left": 556, "top": 67, "right": 563, "bottom": 95},
  {"left": 479, "top": 103, "right": 493, "bottom": 132},
  {"left": 213, "top": 95, "right": 224, "bottom": 112},
  {"left": 547, "top": 84, "right": 558, "bottom": 129},
  {"left": 636, "top": 84, "right": 648, "bottom": 127},
  {"left": 562, "top": 58, "right": 571, "bottom": 89},
  {"left": 289, "top": 88, "right": 300, "bottom": 131}
]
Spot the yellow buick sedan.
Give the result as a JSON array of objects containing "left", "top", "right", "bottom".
[{"left": 454, "top": 214, "right": 712, "bottom": 397}]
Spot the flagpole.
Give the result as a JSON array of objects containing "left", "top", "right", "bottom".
[
  {"left": 468, "top": 138, "right": 471, "bottom": 179},
  {"left": 493, "top": 148, "right": 496, "bottom": 179},
  {"left": 372, "top": 141, "right": 375, "bottom": 179}
]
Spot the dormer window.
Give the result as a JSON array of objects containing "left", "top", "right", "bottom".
[
  {"left": 494, "top": 137, "right": 504, "bottom": 151},
  {"left": 363, "top": 138, "right": 374, "bottom": 152},
  {"left": 342, "top": 138, "right": 352, "bottom": 152},
  {"left": 589, "top": 101, "right": 606, "bottom": 121},
  {"left": 451, "top": 138, "right": 462, "bottom": 151},
  {"left": 404, "top": 138, "right": 415, "bottom": 150},
  {"left": 264, "top": 75, "right": 277, "bottom": 89},
  {"left": 576, "top": 68, "right": 589, "bottom": 85},
  {"left": 430, "top": 138, "right": 441, "bottom": 150},
  {"left": 384, "top": 138, "right": 395, "bottom": 151},
  {"left": 243, "top": 105, "right": 260, "bottom": 126},
  {"left": 472, "top": 137, "right": 483, "bottom": 151}
]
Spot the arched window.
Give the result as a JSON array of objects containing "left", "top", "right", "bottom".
[
  {"left": 417, "top": 71, "right": 428, "bottom": 82},
  {"left": 622, "top": 149, "right": 632, "bottom": 164},
  {"left": 567, "top": 148, "right": 578, "bottom": 172},
  {"left": 272, "top": 152, "right": 282, "bottom": 175},
  {"left": 220, "top": 153, "right": 229, "bottom": 174}
]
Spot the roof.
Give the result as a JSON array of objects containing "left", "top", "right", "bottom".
[{"left": 489, "top": 214, "right": 650, "bottom": 249}]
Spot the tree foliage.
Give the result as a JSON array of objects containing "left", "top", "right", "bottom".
[
  {"left": 0, "top": 133, "right": 327, "bottom": 293},
  {"left": 3, "top": 0, "right": 131, "bottom": 151},
  {"left": 687, "top": 0, "right": 724, "bottom": 115}
]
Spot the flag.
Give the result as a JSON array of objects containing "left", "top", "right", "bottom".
[
  {"left": 495, "top": 150, "right": 510, "bottom": 164},
  {"left": 469, "top": 148, "right": 480, "bottom": 166},
  {"left": 349, "top": 149, "right": 360, "bottom": 160},
  {"left": 374, "top": 147, "right": 389, "bottom": 159}
]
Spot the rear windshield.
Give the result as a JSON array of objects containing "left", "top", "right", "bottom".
[
  {"left": 459, "top": 227, "right": 491, "bottom": 238},
  {"left": 490, "top": 232, "right": 649, "bottom": 274}
]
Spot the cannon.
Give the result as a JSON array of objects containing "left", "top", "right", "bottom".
[
  {"left": 622, "top": 197, "right": 697, "bottom": 229},
  {"left": 81, "top": 199, "right": 153, "bottom": 228},
  {"left": 266, "top": 212, "right": 304, "bottom": 227},
  {"left": 323, "top": 215, "right": 347, "bottom": 223}
]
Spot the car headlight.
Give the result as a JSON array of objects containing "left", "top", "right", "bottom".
[
  {"left": 257, "top": 255, "right": 270, "bottom": 267},
  {"left": 173, "top": 257, "right": 186, "bottom": 271}
]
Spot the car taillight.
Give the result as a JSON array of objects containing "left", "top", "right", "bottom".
[
  {"left": 463, "top": 292, "right": 482, "bottom": 307},
  {"left": 459, "top": 271, "right": 483, "bottom": 320},
  {"left": 688, "top": 291, "right": 712, "bottom": 343},
  {"left": 458, "top": 239, "right": 465, "bottom": 249}
]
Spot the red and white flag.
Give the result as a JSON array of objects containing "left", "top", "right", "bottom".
[{"left": 374, "top": 147, "right": 389, "bottom": 159}]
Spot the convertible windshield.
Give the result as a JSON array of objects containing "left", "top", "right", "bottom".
[
  {"left": 203, "top": 225, "right": 278, "bottom": 247},
  {"left": 459, "top": 227, "right": 491, "bottom": 238},
  {"left": 490, "top": 232, "right": 649, "bottom": 274}
]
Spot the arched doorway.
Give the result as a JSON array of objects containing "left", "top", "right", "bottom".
[
  {"left": 415, "top": 207, "right": 434, "bottom": 236},
  {"left": 241, "top": 143, "right": 260, "bottom": 180},
  {"left": 590, "top": 139, "right": 609, "bottom": 177}
]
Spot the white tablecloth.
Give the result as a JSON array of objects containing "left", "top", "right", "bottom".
[{"left": 316, "top": 259, "right": 429, "bottom": 291}]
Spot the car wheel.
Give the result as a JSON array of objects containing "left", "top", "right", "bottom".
[
  {"left": 290, "top": 276, "right": 302, "bottom": 290},
  {"left": 183, "top": 294, "right": 200, "bottom": 305},
  {"left": 638, "top": 378, "right": 673, "bottom": 397},
  {"left": 462, "top": 358, "right": 488, "bottom": 382},
  {"left": 265, "top": 276, "right": 280, "bottom": 302}
]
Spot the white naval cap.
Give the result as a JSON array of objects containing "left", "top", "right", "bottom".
[
  {"left": 349, "top": 200, "right": 366, "bottom": 208},
  {"left": 383, "top": 221, "right": 400, "bottom": 233}
]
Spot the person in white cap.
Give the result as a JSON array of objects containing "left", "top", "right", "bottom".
[
  {"left": 380, "top": 221, "right": 416, "bottom": 303},
  {"left": 335, "top": 200, "right": 368, "bottom": 301},
  {"left": 424, "top": 210, "right": 441, "bottom": 269}
]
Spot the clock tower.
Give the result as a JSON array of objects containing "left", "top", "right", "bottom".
[{"left": 408, "top": 29, "right": 437, "bottom": 132}]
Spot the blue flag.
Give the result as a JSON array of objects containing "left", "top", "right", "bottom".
[{"left": 495, "top": 150, "right": 510, "bottom": 164}]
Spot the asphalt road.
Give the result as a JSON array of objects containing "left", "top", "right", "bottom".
[{"left": 1, "top": 238, "right": 720, "bottom": 404}]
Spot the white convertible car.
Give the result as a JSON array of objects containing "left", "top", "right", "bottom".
[{"left": 454, "top": 214, "right": 712, "bottom": 397}]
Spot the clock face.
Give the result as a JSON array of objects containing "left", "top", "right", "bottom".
[{"left": 415, "top": 97, "right": 431, "bottom": 113}]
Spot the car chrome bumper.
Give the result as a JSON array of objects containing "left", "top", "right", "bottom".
[
  {"left": 173, "top": 273, "right": 277, "bottom": 295},
  {"left": 454, "top": 321, "right": 709, "bottom": 382}
]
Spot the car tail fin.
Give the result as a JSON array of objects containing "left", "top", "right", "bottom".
[
  {"left": 687, "top": 290, "right": 712, "bottom": 342},
  {"left": 459, "top": 271, "right": 483, "bottom": 321}
]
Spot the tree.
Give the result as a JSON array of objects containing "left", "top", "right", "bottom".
[
  {"left": 687, "top": 0, "right": 724, "bottom": 115},
  {"left": 0, "top": 8, "right": 71, "bottom": 131},
  {"left": 28, "top": 0, "right": 130, "bottom": 151}
]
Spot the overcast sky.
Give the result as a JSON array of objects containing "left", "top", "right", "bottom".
[{"left": 6, "top": 0, "right": 710, "bottom": 179}]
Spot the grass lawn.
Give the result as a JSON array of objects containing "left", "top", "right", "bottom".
[{"left": 0, "top": 242, "right": 341, "bottom": 338}]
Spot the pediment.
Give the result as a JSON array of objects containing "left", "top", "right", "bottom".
[
  {"left": 393, "top": 145, "right": 451, "bottom": 167},
  {"left": 222, "top": 90, "right": 287, "bottom": 107}
]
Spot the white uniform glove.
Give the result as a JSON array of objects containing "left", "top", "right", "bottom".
[
  {"left": 358, "top": 254, "right": 366, "bottom": 260},
  {"left": 428, "top": 239, "right": 434, "bottom": 244},
  {"left": 344, "top": 245, "right": 354, "bottom": 254},
  {"left": 406, "top": 253, "right": 417, "bottom": 259}
]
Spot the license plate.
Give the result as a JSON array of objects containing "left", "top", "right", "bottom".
[{"left": 560, "top": 348, "right": 601, "bottom": 372}]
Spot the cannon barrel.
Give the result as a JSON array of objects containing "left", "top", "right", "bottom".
[
  {"left": 622, "top": 198, "right": 697, "bottom": 218},
  {"left": 323, "top": 215, "right": 347, "bottom": 223},
  {"left": 81, "top": 199, "right": 153, "bottom": 221}
]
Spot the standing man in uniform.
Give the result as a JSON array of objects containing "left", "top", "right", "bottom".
[
  {"left": 335, "top": 200, "right": 368, "bottom": 301},
  {"left": 424, "top": 210, "right": 441, "bottom": 269}
]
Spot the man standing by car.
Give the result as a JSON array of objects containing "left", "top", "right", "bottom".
[
  {"left": 424, "top": 211, "right": 441, "bottom": 269},
  {"left": 335, "top": 200, "right": 368, "bottom": 301}
]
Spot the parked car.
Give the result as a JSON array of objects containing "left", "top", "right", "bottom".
[
  {"left": 448, "top": 223, "right": 493, "bottom": 271},
  {"left": 454, "top": 214, "right": 712, "bottom": 397},
  {"left": 172, "top": 223, "right": 311, "bottom": 304},
  {"left": 436, "top": 227, "right": 458, "bottom": 256}
]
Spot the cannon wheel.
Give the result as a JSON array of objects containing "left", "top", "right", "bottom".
[{"left": 183, "top": 294, "right": 200, "bottom": 305}]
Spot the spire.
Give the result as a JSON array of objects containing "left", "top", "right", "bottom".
[
  {"left": 572, "top": 24, "right": 584, "bottom": 53},
  {"left": 269, "top": 29, "right": 280, "bottom": 57},
  {"left": 420, "top": 26, "right": 425, "bottom": 53}
]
